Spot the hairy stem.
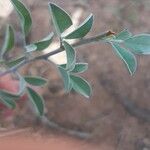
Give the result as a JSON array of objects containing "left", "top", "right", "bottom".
[{"left": 0, "top": 31, "right": 114, "bottom": 77}]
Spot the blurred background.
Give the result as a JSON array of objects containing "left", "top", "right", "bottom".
[{"left": 0, "top": 0, "right": 150, "bottom": 149}]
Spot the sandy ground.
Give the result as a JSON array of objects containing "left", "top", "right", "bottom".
[{"left": 0, "top": 129, "right": 112, "bottom": 150}]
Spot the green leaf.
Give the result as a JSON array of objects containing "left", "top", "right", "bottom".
[
  {"left": 70, "top": 75, "right": 92, "bottom": 98},
  {"left": 26, "top": 33, "right": 54, "bottom": 52},
  {"left": 60, "top": 64, "right": 67, "bottom": 69},
  {"left": 124, "top": 34, "right": 150, "bottom": 54},
  {"left": 58, "top": 66, "right": 70, "bottom": 92},
  {"left": 24, "top": 76, "right": 47, "bottom": 86},
  {"left": 111, "top": 43, "right": 137, "bottom": 75},
  {"left": 0, "top": 90, "right": 20, "bottom": 100},
  {"left": 71, "top": 63, "right": 88, "bottom": 73},
  {"left": 64, "top": 14, "right": 93, "bottom": 39},
  {"left": 49, "top": 3, "right": 72, "bottom": 35},
  {"left": 25, "top": 44, "right": 37, "bottom": 53},
  {"left": 60, "top": 63, "right": 88, "bottom": 74},
  {"left": 116, "top": 29, "right": 132, "bottom": 41},
  {"left": 17, "top": 73, "right": 26, "bottom": 96},
  {"left": 63, "top": 41, "right": 76, "bottom": 70},
  {"left": 27, "top": 87, "right": 44, "bottom": 116},
  {"left": 0, "top": 74, "right": 25, "bottom": 102},
  {"left": 6, "top": 56, "right": 25, "bottom": 68},
  {"left": 1, "top": 25, "right": 14, "bottom": 57},
  {"left": 0, "top": 74, "right": 26, "bottom": 108},
  {"left": 32, "top": 33, "right": 54, "bottom": 51},
  {"left": 0, "top": 96, "right": 16, "bottom": 109},
  {"left": 11, "top": 0, "right": 32, "bottom": 36},
  {"left": 0, "top": 78, "right": 21, "bottom": 109}
]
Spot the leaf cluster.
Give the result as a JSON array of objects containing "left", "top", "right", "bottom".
[{"left": 0, "top": 0, "right": 150, "bottom": 116}]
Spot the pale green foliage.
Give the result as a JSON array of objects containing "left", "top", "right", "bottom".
[
  {"left": 0, "top": 95, "right": 16, "bottom": 109},
  {"left": 58, "top": 66, "right": 70, "bottom": 92},
  {"left": 6, "top": 56, "right": 25, "bottom": 68},
  {"left": 70, "top": 75, "right": 92, "bottom": 98},
  {"left": 63, "top": 41, "right": 76, "bottom": 70},
  {"left": 0, "top": 74, "right": 25, "bottom": 109},
  {"left": 115, "top": 29, "right": 132, "bottom": 41},
  {"left": 24, "top": 76, "right": 47, "bottom": 86},
  {"left": 11, "top": 0, "right": 32, "bottom": 36},
  {"left": 27, "top": 87, "right": 44, "bottom": 116},
  {"left": 124, "top": 34, "right": 150, "bottom": 54},
  {"left": 64, "top": 14, "right": 94, "bottom": 39},
  {"left": 26, "top": 33, "right": 54, "bottom": 52},
  {"left": 49, "top": 3, "right": 72, "bottom": 35},
  {"left": 71, "top": 63, "right": 88, "bottom": 74},
  {"left": 0, "top": 0, "right": 150, "bottom": 116},
  {"left": 111, "top": 43, "right": 137, "bottom": 75},
  {"left": 1, "top": 25, "right": 14, "bottom": 58}
]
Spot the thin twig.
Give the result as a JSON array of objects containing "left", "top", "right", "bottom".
[
  {"left": 0, "top": 31, "right": 114, "bottom": 77},
  {"left": 41, "top": 116, "right": 91, "bottom": 139}
]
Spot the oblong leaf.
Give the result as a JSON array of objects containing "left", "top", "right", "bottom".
[
  {"left": 0, "top": 74, "right": 26, "bottom": 100},
  {"left": 5, "top": 56, "right": 25, "bottom": 68},
  {"left": 0, "top": 96, "right": 16, "bottom": 109},
  {"left": 1, "top": 25, "right": 14, "bottom": 57},
  {"left": 111, "top": 43, "right": 137, "bottom": 75},
  {"left": 64, "top": 14, "right": 93, "bottom": 39},
  {"left": 71, "top": 63, "right": 88, "bottom": 73},
  {"left": 11, "top": 0, "right": 32, "bottom": 36},
  {"left": 60, "top": 64, "right": 67, "bottom": 69},
  {"left": 33, "top": 33, "right": 54, "bottom": 51},
  {"left": 0, "top": 90, "right": 20, "bottom": 100},
  {"left": 70, "top": 75, "right": 92, "bottom": 98},
  {"left": 24, "top": 76, "right": 47, "bottom": 86},
  {"left": 60, "top": 63, "right": 88, "bottom": 73},
  {"left": 26, "top": 33, "right": 54, "bottom": 52},
  {"left": 116, "top": 29, "right": 132, "bottom": 41},
  {"left": 124, "top": 34, "right": 150, "bottom": 54},
  {"left": 49, "top": 3, "right": 72, "bottom": 35},
  {"left": 58, "top": 66, "right": 70, "bottom": 92},
  {"left": 27, "top": 87, "right": 44, "bottom": 116},
  {"left": 63, "top": 41, "right": 76, "bottom": 70}
]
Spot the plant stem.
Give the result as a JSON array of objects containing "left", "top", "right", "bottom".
[
  {"left": 34, "top": 31, "right": 114, "bottom": 60},
  {"left": 0, "top": 30, "right": 114, "bottom": 77}
]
